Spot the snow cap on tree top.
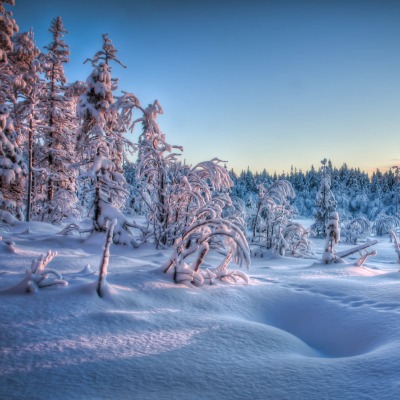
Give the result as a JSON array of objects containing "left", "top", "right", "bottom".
[{"left": 330, "top": 211, "right": 339, "bottom": 220}]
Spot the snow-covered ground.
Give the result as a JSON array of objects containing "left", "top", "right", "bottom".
[{"left": 1, "top": 221, "right": 400, "bottom": 400}]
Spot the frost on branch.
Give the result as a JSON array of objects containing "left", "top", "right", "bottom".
[
  {"left": 1, "top": 250, "right": 67, "bottom": 294},
  {"left": 164, "top": 219, "right": 250, "bottom": 286}
]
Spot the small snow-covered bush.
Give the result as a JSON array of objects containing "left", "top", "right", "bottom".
[
  {"left": 251, "top": 180, "right": 296, "bottom": 255},
  {"left": 1, "top": 250, "right": 67, "bottom": 294},
  {"left": 341, "top": 216, "right": 372, "bottom": 244},
  {"left": 372, "top": 213, "right": 400, "bottom": 237},
  {"left": 164, "top": 219, "right": 250, "bottom": 286},
  {"left": 282, "top": 222, "right": 314, "bottom": 258}
]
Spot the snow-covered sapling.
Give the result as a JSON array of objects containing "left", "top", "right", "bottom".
[{"left": 322, "top": 211, "right": 341, "bottom": 264}]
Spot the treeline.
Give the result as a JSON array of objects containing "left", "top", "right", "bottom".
[{"left": 230, "top": 162, "right": 399, "bottom": 221}]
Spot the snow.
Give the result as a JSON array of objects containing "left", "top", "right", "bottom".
[{"left": 1, "top": 221, "right": 400, "bottom": 399}]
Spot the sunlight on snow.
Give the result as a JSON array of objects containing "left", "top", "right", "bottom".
[{"left": 0, "top": 328, "right": 207, "bottom": 375}]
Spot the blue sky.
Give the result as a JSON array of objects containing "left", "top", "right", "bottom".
[{"left": 11, "top": 0, "right": 400, "bottom": 174}]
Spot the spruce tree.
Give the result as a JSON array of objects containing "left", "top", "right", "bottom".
[
  {"left": 76, "top": 34, "right": 139, "bottom": 242},
  {"left": 0, "top": 1, "right": 28, "bottom": 219},
  {"left": 36, "top": 16, "right": 79, "bottom": 222},
  {"left": 312, "top": 159, "right": 337, "bottom": 238}
]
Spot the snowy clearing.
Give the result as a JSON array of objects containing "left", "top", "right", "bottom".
[{"left": 1, "top": 222, "right": 400, "bottom": 400}]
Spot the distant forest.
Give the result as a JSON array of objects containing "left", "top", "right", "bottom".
[{"left": 228, "top": 161, "right": 399, "bottom": 220}]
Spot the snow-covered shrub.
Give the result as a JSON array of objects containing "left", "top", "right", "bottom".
[
  {"left": 40, "top": 190, "right": 81, "bottom": 223},
  {"left": 341, "top": 216, "right": 371, "bottom": 244},
  {"left": 1, "top": 250, "right": 67, "bottom": 294},
  {"left": 251, "top": 180, "right": 296, "bottom": 255},
  {"left": 372, "top": 213, "right": 400, "bottom": 237},
  {"left": 282, "top": 222, "right": 314, "bottom": 258},
  {"left": 164, "top": 219, "right": 250, "bottom": 286}
]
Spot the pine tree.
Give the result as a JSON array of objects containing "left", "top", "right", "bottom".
[
  {"left": 36, "top": 16, "right": 79, "bottom": 222},
  {"left": 0, "top": 1, "right": 28, "bottom": 219},
  {"left": 0, "top": 0, "right": 18, "bottom": 102},
  {"left": 312, "top": 159, "right": 337, "bottom": 237},
  {"left": 8, "top": 29, "right": 43, "bottom": 221},
  {"left": 75, "top": 34, "right": 139, "bottom": 241}
]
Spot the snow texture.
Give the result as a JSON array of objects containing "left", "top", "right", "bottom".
[{"left": 0, "top": 219, "right": 398, "bottom": 400}]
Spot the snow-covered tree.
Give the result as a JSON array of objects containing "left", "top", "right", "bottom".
[
  {"left": 0, "top": 2, "right": 28, "bottom": 219},
  {"left": 132, "top": 99, "right": 234, "bottom": 247},
  {"left": 8, "top": 28, "right": 43, "bottom": 221},
  {"left": 34, "top": 16, "right": 79, "bottom": 222},
  {"left": 312, "top": 159, "right": 337, "bottom": 237},
  {"left": 0, "top": 103, "right": 27, "bottom": 218},
  {"left": 322, "top": 211, "right": 341, "bottom": 264},
  {"left": 75, "top": 34, "right": 140, "bottom": 243},
  {"left": 0, "top": 0, "right": 18, "bottom": 102}
]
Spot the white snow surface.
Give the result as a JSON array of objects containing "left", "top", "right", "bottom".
[{"left": 1, "top": 220, "right": 400, "bottom": 399}]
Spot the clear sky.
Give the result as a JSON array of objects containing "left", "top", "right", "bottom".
[{"left": 11, "top": 0, "right": 400, "bottom": 174}]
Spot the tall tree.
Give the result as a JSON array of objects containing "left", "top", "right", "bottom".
[
  {"left": 36, "top": 16, "right": 79, "bottom": 222},
  {"left": 8, "top": 29, "right": 43, "bottom": 221},
  {"left": 0, "top": 0, "right": 28, "bottom": 219},
  {"left": 75, "top": 34, "right": 139, "bottom": 240}
]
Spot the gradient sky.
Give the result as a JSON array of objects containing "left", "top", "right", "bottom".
[{"left": 11, "top": 0, "right": 400, "bottom": 174}]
